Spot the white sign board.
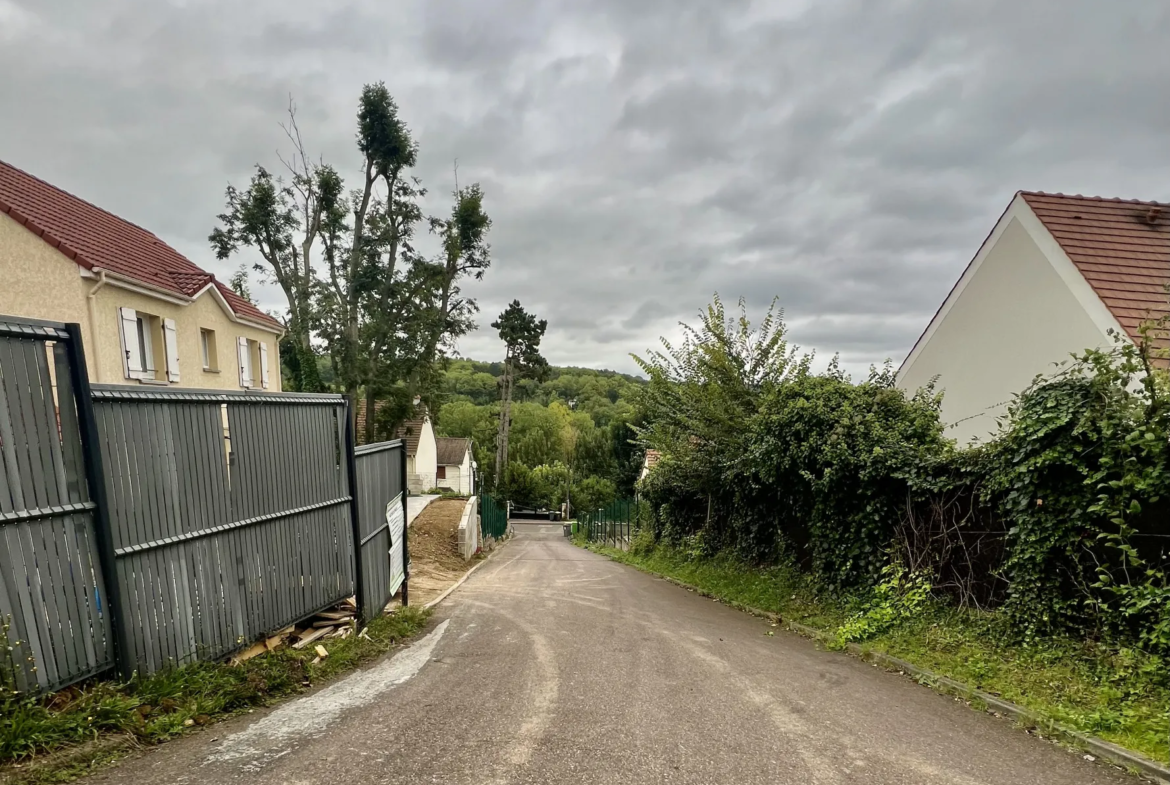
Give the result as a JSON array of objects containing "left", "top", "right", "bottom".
[{"left": 387, "top": 493, "right": 406, "bottom": 595}]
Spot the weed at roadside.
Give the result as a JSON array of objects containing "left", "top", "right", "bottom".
[{"left": 0, "top": 607, "right": 430, "bottom": 770}]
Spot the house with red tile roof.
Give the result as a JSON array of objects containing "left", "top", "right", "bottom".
[
  {"left": 0, "top": 159, "right": 284, "bottom": 390},
  {"left": 897, "top": 191, "right": 1170, "bottom": 444}
]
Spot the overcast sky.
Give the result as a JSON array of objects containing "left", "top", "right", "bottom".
[{"left": 3, "top": 1, "right": 1169, "bottom": 377}]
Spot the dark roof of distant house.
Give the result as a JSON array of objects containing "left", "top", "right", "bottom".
[
  {"left": 1020, "top": 191, "right": 1170, "bottom": 344},
  {"left": 436, "top": 437, "right": 471, "bottom": 466},
  {"left": 0, "top": 158, "right": 282, "bottom": 330},
  {"left": 394, "top": 417, "right": 430, "bottom": 456}
]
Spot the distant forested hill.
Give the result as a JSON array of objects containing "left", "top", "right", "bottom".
[{"left": 435, "top": 360, "right": 645, "bottom": 509}]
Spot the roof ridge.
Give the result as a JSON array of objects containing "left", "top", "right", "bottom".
[{"left": 1020, "top": 190, "right": 1170, "bottom": 208}]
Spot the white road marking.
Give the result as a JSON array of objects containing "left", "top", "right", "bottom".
[{"left": 204, "top": 620, "right": 449, "bottom": 769}]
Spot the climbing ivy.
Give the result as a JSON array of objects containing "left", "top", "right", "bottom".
[{"left": 635, "top": 298, "right": 1170, "bottom": 655}]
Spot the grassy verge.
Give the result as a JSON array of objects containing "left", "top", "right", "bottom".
[
  {"left": 583, "top": 539, "right": 1170, "bottom": 765},
  {"left": 1, "top": 607, "right": 431, "bottom": 783}
]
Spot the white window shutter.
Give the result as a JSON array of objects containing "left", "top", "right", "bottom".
[
  {"left": 162, "top": 319, "right": 180, "bottom": 382},
  {"left": 259, "top": 342, "right": 270, "bottom": 389},
  {"left": 237, "top": 336, "right": 253, "bottom": 388},
  {"left": 118, "top": 307, "right": 142, "bottom": 379}
]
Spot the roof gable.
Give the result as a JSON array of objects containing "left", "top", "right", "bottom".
[
  {"left": 899, "top": 191, "right": 1170, "bottom": 382},
  {"left": 1020, "top": 192, "right": 1170, "bottom": 344},
  {"left": 0, "top": 158, "right": 282, "bottom": 331},
  {"left": 436, "top": 437, "right": 471, "bottom": 466},
  {"left": 394, "top": 416, "right": 431, "bottom": 456}
]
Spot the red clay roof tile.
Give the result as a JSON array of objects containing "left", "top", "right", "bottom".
[
  {"left": 1021, "top": 191, "right": 1170, "bottom": 345},
  {"left": 0, "top": 158, "right": 282, "bottom": 331}
]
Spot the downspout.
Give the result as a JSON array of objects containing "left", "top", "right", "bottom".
[{"left": 86, "top": 269, "right": 108, "bottom": 383}]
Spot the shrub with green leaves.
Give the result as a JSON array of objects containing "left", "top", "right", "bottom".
[{"left": 634, "top": 296, "right": 1170, "bottom": 655}]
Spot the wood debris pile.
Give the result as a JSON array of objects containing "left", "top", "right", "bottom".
[{"left": 230, "top": 596, "right": 361, "bottom": 665}]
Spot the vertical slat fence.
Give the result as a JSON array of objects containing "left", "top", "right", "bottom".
[
  {"left": 0, "top": 317, "right": 113, "bottom": 692},
  {"left": 0, "top": 314, "right": 416, "bottom": 689},
  {"left": 91, "top": 385, "right": 354, "bottom": 675},
  {"left": 352, "top": 440, "right": 407, "bottom": 623}
]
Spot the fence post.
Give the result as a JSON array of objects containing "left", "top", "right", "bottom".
[
  {"left": 344, "top": 398, "right": 367, "bottom": 622},
  {"left": 401, "top": 440, "right": 410, "bottom": 607},
  {"left": 63, "top": 322, "right": 131, "bottom": 680}
]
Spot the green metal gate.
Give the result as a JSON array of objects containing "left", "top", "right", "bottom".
[{"left": 480, "top": 494, "right": 508, "bottom": 540}]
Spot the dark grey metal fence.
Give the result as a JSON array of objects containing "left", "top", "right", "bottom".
[
  {"left": 90, "top": 385, "right": 354, "bottom": 676},
  {"left": 352, "top": 440, "right": 407, "bottom": 621},
  {"left": 0, "top": 318, "right": 112, "bottom": 691},
  {"left": 0, "top": 313, "right": 412, "bottom": 691}
]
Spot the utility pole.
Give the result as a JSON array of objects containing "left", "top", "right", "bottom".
[{"left": 564, "top": 399, "right": 577, "bottom": 521}]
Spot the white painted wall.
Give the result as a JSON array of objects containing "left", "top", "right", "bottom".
[
  {"left": 457, "top": 496, "right": 479, "bottom": 559},
  {"left": 898, "top": 211, "right": 1117, "bottom": 445},
  {"left": 414, "top": 418, "right": 439, "bottom": 490},
  {"left": 436, "top": 446, "right": 474, "bottom": 495}
]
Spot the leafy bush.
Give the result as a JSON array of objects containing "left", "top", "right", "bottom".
[
  {"left": 635, "top": 296, "right": 1170, "bottom": 655},
  {"left": 835, "top": 562, "right": 932, "bottom": 644}
]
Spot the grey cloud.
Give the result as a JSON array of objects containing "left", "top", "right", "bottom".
[{"left": 3, "top": 0, "right": 1170, "bottom": 380}]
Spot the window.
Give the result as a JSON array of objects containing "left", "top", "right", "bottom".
[
  {"left": 119, "top": 307, "right": 179, "bottom": 383},
  {"left": 237, "top": 337, "right": 271, "bottom": 389},
  {"left": 436, "top": 465, "right": 447, "bottom": 480},
  {"left": 200, "top": 329, "right": 219, "bottom": 371}
]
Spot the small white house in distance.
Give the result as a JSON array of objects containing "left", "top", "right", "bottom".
[
  {"left": 640, "top": 449, "right": 661, "bottom": 481},
  {"left": 897, "top": 191, "right": 1170, "bottom": 445},
  {"left": 395, "top": 414, "right": 438, "bottom": 493},
  {"left": 435, "top": 437, "right": 474, "bottom": 495}
]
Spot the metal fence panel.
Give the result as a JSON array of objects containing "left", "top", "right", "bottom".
[
  {"left": 480, "top": 494, "right": 508, "bottom": 540},
  {"left": 91, "top": 386, "right": 353, "bottom": 675},
  {"left": 0, "top": 321, "right": 112, "bottom": 692},
  {"left": 353, "top": 441, "right": 406, "bottom": 622}
]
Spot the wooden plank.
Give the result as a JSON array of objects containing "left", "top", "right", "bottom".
[
  {"left": 230, "top": 640, "right": 268, "bottom": 664},
  {"left": 291, "top": 626, "right": 330, "bottom": 650}
]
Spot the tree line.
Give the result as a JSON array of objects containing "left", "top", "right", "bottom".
[{"left": 435, "top": 359, "right": 645, "bottom": 512}]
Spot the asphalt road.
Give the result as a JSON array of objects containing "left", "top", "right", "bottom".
[{"left": 86, "top": 523, "right": 1131, "bottom": 785}]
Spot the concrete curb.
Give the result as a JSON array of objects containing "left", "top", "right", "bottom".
[
  {"left": 597, "top": 552, "right": 1170, "bottom": 783},
  {"left": 421, "top": 537, "right": 509, "bottom": 611}
]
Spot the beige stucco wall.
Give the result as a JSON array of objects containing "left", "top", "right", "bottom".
[
  {"left": 89, "top": 286, "right": 281, "bottom": 391},
  {"left": 0, "top": 211, "right": 281, "bottom": 391},
  {"left": 898, "top": 217, "right": 1112, "bottom": 444},
  {"left": 0, "top": 210, "right": 91, "bottom": 334}
]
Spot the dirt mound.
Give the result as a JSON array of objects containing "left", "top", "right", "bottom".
[{"left": 409, "top": 498, "right": 471, "bottom": 605}]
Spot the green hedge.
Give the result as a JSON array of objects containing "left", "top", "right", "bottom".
[{"left": 635, "top": 296, "right": 1170, "bottom": 654}]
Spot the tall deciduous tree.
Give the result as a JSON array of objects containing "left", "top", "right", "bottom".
[
  {"left": 210, "top": 102, "right": 341, "bottom": 392},
  {"left": 428, "top": 178, "right": 492, "bottom": 360},
  {"left": 492, "top": 300, "right": 548, "bottom": 487}
]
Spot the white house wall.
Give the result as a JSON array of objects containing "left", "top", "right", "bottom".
[
  {"left": 898, "top": 215, "right": 1114, "bottom": 445},
  {"left": 413, "top": 419, "right": 438, "bottom": 491}
]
